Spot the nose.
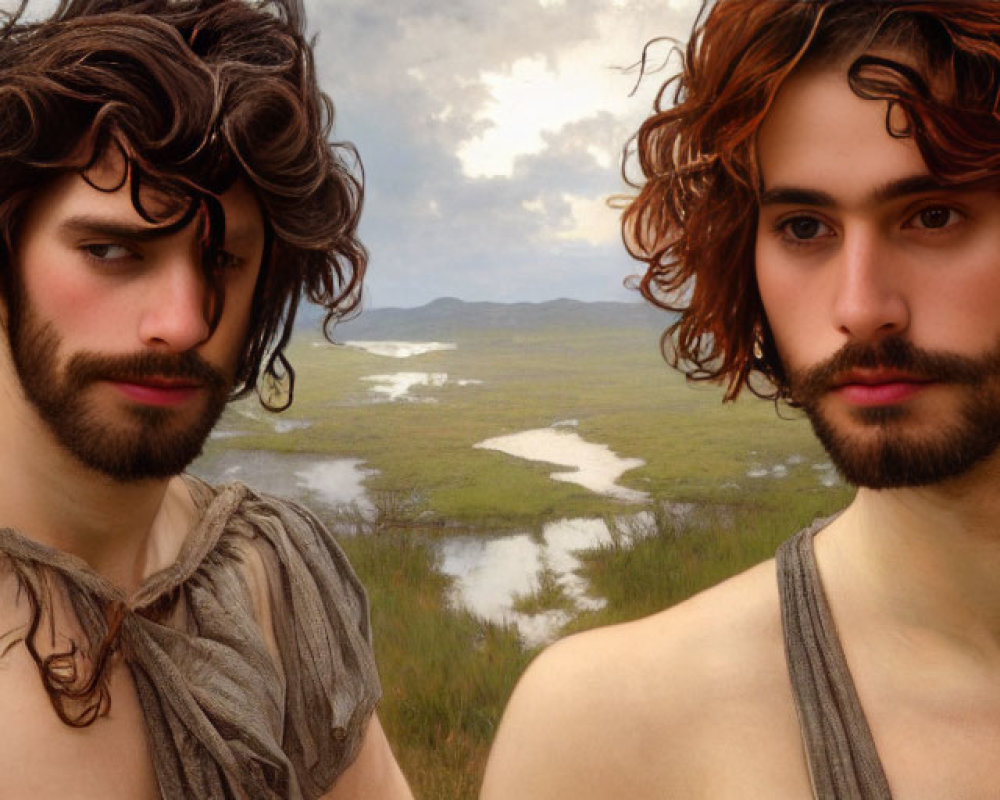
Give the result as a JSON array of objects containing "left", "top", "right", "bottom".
[
  {"left": 830, "top": 227, "right": 909, "bottom": 342},
  {"left": 137, "top": 255, "right": 212, "bottom": 352}
]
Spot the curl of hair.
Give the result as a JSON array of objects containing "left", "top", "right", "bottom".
[
  {"left": 0, "top": 0, "right": 366, "bottom": 410},
  {"left": 622, "top": 0, "right": 1000, "bottom": 401},
  {"left": 3, "top": 556, "right": 125, "bottom": 728}
]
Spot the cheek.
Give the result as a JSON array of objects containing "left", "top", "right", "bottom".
[
  {"left": 20, "top": 240, "right": 84, "bottom": 315},
  {"left": 225, "top": 297, "right": 255, "bottom": 353},
  {"left": 754, "top": 244, "right": 824, "bottom": 369},
  {"left": 755, "top": 242, "right": 795, "bottom": 341},
  {"left": 217, "top": 271, "right": 260, "bottom": 353},
  {"left": 23, "top": 266, "right": 121, "bottom": 338},
  {"left": 913, "top": 249, "right": 1000, "bottom": 349},
  {"left": 18, "top": 241, "right": 139, "bottom": 350}
]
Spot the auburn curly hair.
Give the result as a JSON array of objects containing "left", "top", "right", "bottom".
[
  {"left": 0, "top": 0, "right": 365, "bottom": 410},
  {"left": 623, "top": 0, "right": 1000, "bottom": 401}
]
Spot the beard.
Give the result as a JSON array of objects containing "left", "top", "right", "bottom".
[
  {"left": 787, "top": 337, "right": 1000, "bottom": 489},
  {"left": 7, "top": 297, "right": 232, "bottom": 483}
]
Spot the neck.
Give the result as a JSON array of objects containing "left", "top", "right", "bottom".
[
  {"left": 821, "top": 453, "right": 1000, "bottom": 651},
  {"left": 0, "top": 365, "right": 193, "bottom": 592}
]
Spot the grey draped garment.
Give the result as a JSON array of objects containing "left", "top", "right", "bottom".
[
  {"left": 0, "top": 476, "right": 381, "bottom": 799},
  {"left": 776, "top": 520, "right": 892, "bottom": 800}
]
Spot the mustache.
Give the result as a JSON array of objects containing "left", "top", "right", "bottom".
[
  {"left": 789, "top": 337, "right": 1000, "bottom": 406},
  {"left": 63, "top": 349, "right": 228, "bottom": 390}
]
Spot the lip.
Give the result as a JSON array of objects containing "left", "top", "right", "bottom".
[
  {"left": 108, "top": 379, "right": 203, "bottom": 408},
  {"left": 831, "top": 370, "right": 935, "bottom": 407}
]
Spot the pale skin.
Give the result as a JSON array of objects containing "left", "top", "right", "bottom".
[
  {"left": 481, "top": 60, "right": 1000, "bottom": 799},
  {"left": 0, "top": 157, "right": 412, "bottom": 799}
]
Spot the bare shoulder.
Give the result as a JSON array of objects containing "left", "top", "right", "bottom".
[{"left": 481, "top": 558, "right": 805, "bottom": 799}]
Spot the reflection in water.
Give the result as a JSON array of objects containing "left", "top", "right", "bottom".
[
  {"left": 475, "top": 427, "right": 648, "bottom": 502},
  {"left": 360, "top": 372, "right": 483, "bottom": 402},
  {"left": 746, "top": 455, "right": 841, "bottom": 487},
  {"left": 190, "top": 450, "right": 374, "bottom": 511},
  {"left": 343, "top": 340, "right": 457, "bottom": 358},
  {"left": 813, "top": 461, "right": 839, "bottom": 487},
  {"left": 362, "top": 372, "right": 449, "bottom": 402},
  {"left": 441, "top": 533, "right": 542, "bottom": 621},
  {"left": 542, "top": 518, "right": 617, "bottom": 613},
  {"left": 274, "top": 420, "right": 312, "bottom": 434},
  {"left": 438, "top": 514, "right": 653, "bottom": 647},
  {"left": 209, "top": 429, "right": 246, "bottom": 440},
  {"left": 211, "top": 408, "right": 312, "bottom": 438}
]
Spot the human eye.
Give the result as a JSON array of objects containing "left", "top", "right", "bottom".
[
  {"left": 82, "top": 242, "right": 136, "bottom": 262},
  {"left": 775, "top": 214, "right": 834, "bottom": 244},
  {"left": 904, "top": 204, "right": 964, "bottom": 231},
  {"left": 222, "top": 251, "right": 244, "bottom": 269},
  {"left": 210, "top": 249, "right": 246, "bottom": 273}
]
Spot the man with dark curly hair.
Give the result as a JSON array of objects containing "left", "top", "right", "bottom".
[
  {"left": 0, "top": 1, "right": 411, "bottom": 797},
  {"left": 483, "top": 2, "right": 1000, "bottom": 797}
]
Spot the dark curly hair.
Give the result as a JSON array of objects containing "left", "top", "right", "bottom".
[
  {"left": 0, "top": 0, "right": 365, "bottom": 410},
  {"left": 623, "top": 0, "right": 1000, "bottom": 401}
]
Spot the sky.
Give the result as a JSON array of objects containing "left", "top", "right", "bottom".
[{"left": 305, "top": 0, "right": 704, "bottom": 308}]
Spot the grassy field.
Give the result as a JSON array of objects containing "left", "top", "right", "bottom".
[{"left": 202, "top": 319, "right": 853, "bottom": 799}]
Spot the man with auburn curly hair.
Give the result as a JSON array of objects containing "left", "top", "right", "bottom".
[
  {"left": 483, "top": 2, "right": 1000, "bottom": 797},
  {"left": 0, "top": 1, "right": 411, "bottom": 797}
]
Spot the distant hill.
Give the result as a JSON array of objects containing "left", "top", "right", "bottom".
[{"left": 297, "top": 297, "right": 673, "bottom": 341}]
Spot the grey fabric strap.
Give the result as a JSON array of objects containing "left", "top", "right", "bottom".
[{"left": 776, "top": 523, "right": 893, "bottom": 800}]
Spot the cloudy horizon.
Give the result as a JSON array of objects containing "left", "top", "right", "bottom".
[{"left": 307, "top": 0, "right": 703, "bottom": 309}]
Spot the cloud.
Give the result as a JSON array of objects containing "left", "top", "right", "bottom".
[
  {"left": 556, "top": 193, "right": 621, "bottom": 246},
  {"left": 303, "top": 0, "right": 701, "bottom": 307},
  {"left": 455, "top": 0, "right": 690, "bottom": 179}
]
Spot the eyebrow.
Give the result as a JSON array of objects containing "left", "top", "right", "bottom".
[
  {"left": 59, "top": 216, "right": 174, "bottom": 243},
  {"left": 758, "top": 174, "right": 956, "bottom": 208},
  {"left": 58, "top": 215, "right": 261, "bottom": 249}
]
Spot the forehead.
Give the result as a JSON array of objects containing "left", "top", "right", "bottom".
[
  {"left": 23, "top": 150, "right": 264, "bottom": 245},
  {"left": 756, "top": 63, "right": 930, "bottom": 205}
]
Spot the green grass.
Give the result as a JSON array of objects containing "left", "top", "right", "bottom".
[
  {"left": 567, "top": 487, "right": 853, "bottom": 632},
  {"left": 210, "top": 326, "right": 833, "bottom": 526},
  {"left": 334, "top": 529, "right": 533, "bottom": 800},
  {"left": 510, "top": 565, "right": 574, "bottom": 615},
  {"left": 201, "top": 322, "right": 854, "bottom": 798}
]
